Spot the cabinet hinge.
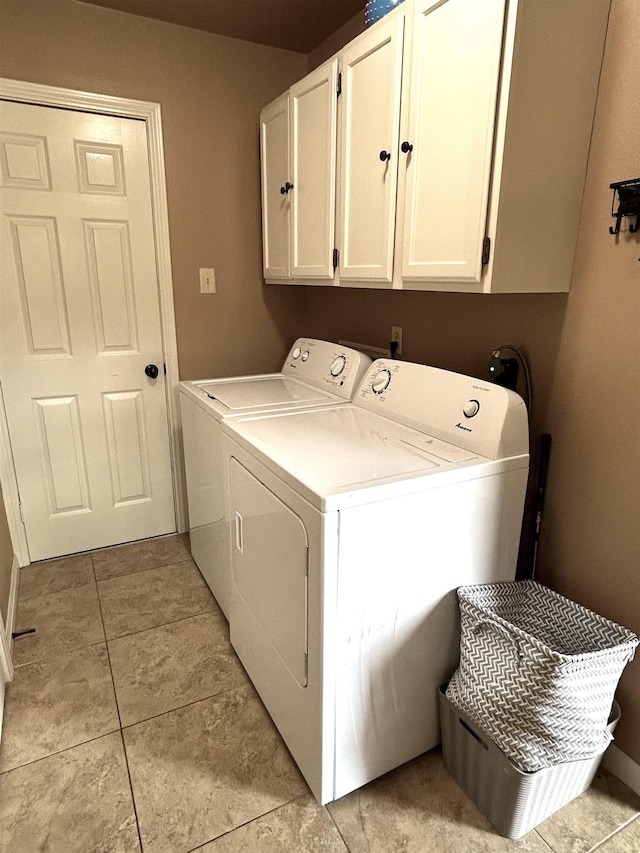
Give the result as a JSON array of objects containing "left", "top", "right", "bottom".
[
  {"left": 333, "top": 248, "right": 339, "bottom": 270},
  {"left": 336, "top": 72, "right": 342, "bottom": 97},
  {"left": 18, "top": 502, "right": 25, "bottom": 523},
  {"left": 481, "top": 236, "right": 491, "bottom": 265}
]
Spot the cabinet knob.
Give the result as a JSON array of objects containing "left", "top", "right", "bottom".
[
  {"left": 280, "top": 185, "right": 287, "bottom": 194},
  {"left": 285, "top": 182, "right": 294, "bottom": 192},
  {"left": 379, "top": 150, "right": 391, "bottom": 162},
  {"left": 400, "top": 141, "right": 414, "bottom": 154}
]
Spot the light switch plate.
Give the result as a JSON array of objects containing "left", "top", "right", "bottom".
[{"left": 199, "top": 268, "right": 216, "bottom": 294}]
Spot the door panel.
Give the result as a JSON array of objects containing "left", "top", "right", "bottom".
[
  {"left": 290, "top": 58, "right": 338, "bottom": 279},
  {"left": 339, "top": 14, "right": 405, "bottom": 282},
  {"left": 8, "top": 215, "right": 71, "bottom": 355},
  {"left": 0, "top": 101, "right": 175, "bottom": 560},
  {"left": 229, "top": 457, "right": 308, "bottom": 687},
  {"left": 260, "top": 94, "right": 290, "bottom": 279},
  {"left": 399, "top": 0, "right": 505, "bottom": 283},
  {"left": 84, "top": 221, "right": 139, "bottom": 352}
]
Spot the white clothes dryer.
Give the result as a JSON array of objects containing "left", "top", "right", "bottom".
[
  {"left": 221, "top": 358, "right": 529, "bottom": 803},
  {"left": 179, "top": 339, "right": 371, "bottom": 617}
]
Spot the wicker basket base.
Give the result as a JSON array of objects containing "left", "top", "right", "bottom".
[{"left": 439, "top": 686, "right": 620, "bottom": 839}]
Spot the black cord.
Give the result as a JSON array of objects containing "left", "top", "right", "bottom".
[{"left": 495, "top": 344, "right": 532, "bottom": 411}]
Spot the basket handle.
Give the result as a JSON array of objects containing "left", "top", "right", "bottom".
[{"left": 474, "top": 617, "right": 524, "bottom": 659}]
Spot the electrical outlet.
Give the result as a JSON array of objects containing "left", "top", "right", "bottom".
[
  {"left": 199, "top": 268, "right": 216, "bottom": 294},
  {"left": 391, "top": 326, "right": 403, "bottom": 355}
]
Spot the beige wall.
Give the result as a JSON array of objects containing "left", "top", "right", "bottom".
[
  {"left": 536, "top": 0, "right": 640, "bottom": 762},
  {"left": 0, "top": 485, "right": 13, "bottom": 624},
  {"left": 0, "top": 0, "right": 308, "bottom": 380},
  {"left": 307, "top": 8, "right": 366, "bottom": 71}
]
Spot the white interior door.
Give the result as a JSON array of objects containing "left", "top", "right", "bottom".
[
  {"left": 0, "top": 100, "right": 176, "bottom": 561},
  {"left": 398, "top": 0, "right": 505, "bottom": 284},
  {"left": 290, "top": 58, "right": 338, "bottom": 280},
  {"left": 260, "top": 93, "right": 290, "bottom": 280},
  {"left": 338, "top": 13, "right": 405, "bottom": 283}
]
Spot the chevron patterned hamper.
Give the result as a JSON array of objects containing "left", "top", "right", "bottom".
[{"left": 446, "top": 580, "right": 638, "bottom": 772}]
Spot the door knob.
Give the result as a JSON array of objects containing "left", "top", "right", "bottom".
[
  {"left": 400, "top": 141, "right": 414, "bottom": 154},
  {"left": 145, "top": 364, "right": 159, "bottom": 379},
  {"left": 379, "top": 150, "right": 391, "bottom": 161}
]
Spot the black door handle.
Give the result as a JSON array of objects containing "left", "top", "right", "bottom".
[
  {"left": 379, "top": 150, "right": 391, "bottom": 161},
  {"left": 400, "top": 141, "right": 414, "bottom": 154},
  {"left": 145, "top": 364, "right": 159, "bottom": 379}
]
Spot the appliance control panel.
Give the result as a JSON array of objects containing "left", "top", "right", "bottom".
[
  {"left": 282, "top": 339, "right": 372, "bottom": 400},
  {"left": 356, "top": 360, "right": 529, "bottom": 460}
]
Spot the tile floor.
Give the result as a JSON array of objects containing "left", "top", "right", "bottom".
[{"left": 1, "top": 534, "right": 639, "bottom": 853}]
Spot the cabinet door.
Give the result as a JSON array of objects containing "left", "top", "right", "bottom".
[
  {"left": 260, "top": 93, "right": 290, "bottom": 279},
  {"left": 398, "top": 0, "right": 505, "bottom": 285},
  {"left": 290, "top": 58, "right": 338, "bottom": 280},
  {"left": 338, "top": 14, "right": 405, "bottom": 283}
]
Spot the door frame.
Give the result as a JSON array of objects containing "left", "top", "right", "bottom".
[{"left": 0, "top": 77, "right": 187, "bottom": 567}]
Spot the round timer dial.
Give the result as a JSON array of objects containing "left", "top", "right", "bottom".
[
  {"left": 371, "top": 368, "right": 391, "bottom": 395},
  {"left": 330, "top": 355, "right": 346, "bottom": 377}
]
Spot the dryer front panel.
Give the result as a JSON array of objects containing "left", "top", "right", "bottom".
[{"left": 229, "top": 457, "right": 309, "bottom": 687}]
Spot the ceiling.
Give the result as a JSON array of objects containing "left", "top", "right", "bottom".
[{"left": 76, "top": 0, "right": 366, "bottom": 53}]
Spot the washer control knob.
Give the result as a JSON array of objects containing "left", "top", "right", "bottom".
[
  {"left": 463, "top": 399, "right": 480, "bottom": 418},
  {"left": 301, "top": 350, "right": 310, "bottom": 362},
  {"left": 372, "top": 368, "right": 391, "bottom": 395},
  {"left": 292, "top": 347, "right": 301, "bottom": 359},
  {"left": 330, "top": 355, "right": 346, "bottom": 377}
]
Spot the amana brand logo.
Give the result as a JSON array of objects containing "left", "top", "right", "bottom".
[{"left": 455, "top": 422, "right": 473, "bottom": 433}]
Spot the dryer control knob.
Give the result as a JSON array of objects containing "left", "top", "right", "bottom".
[
  {"left": 330, "top": 355, "right": 346, "bottom": 377},
  {"left": 301, "top": 350, "right": 310, "bottom": 362},
  {"left": 463, "top": 399, "right": 480, "bottom": 418},
  {"left": 372, "top": 368, "right": 391, "bottom": 395},
  {"left": 292, "top": 347, "right": 301, "bottom": 359}
]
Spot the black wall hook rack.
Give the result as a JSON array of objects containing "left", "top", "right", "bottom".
[{"left": 609, "top": 178, "right": 640, "bottom": 235}]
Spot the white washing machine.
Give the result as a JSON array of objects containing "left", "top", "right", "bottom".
[
  {"left": 179, "top": 339, "right": 371, "bottom": 617},
  {"left": 221, "top": 358, "right": 529, "bottom": 803}
]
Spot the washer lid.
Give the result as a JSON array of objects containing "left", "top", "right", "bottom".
[
  {"left": 223, "top": 404, "right": 524, "bottom": 512},
  {"left": 196, "top": 376, "right": 338, "bottom": 411}
]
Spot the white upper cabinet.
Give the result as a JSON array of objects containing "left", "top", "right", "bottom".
[
  {"left": 397, "top": 0, "right": 505, "bottom": 286},
  {"left": 260, "top": 93, "right": 290, "bottom": 280},
  {"left": 338, "top": 14, "right": 405, "bottom": 284},
  {"left": 259, "top": 0, "right": 610, "bottom": 293},
  {"left": 261, "top": 58, "right": 338, "bottom": 283}
]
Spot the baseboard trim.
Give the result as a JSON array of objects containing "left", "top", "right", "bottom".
[
  {"left": 603, "top": 744, "right": 640, "bottom": 796},
  {"left": 6, "top": 555, "right": 19, "bottom": 660}
]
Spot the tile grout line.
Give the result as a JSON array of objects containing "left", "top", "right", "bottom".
[
  {"left": 119, "top": 680, "right": 255, "bottom": 732},
  {"left": 533, "top": 828, "right": 557, "bottom": 851},
  {"left": 91, "top": 551, "right": 145, "bottom": 853},
  {"left": 183, "top": 792, "right": 313, "bottom": 852},
  {"left": 13, "top": 637, "right": 109, "bottom": 670},
  {"left": 104, "top": 604, "right": 221, "bottom": 644},
  {"left": 326, "top": 804, "right": 353, "bottom": 852},
  {"left": 586, "top": 813, "right": 640, "bottom": 852},
  {"left": 94, "top": 555, "right": 195, "bottom": 584},
  {"left": 0, "top": 729, "right": 122, "bottom": 778}
]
